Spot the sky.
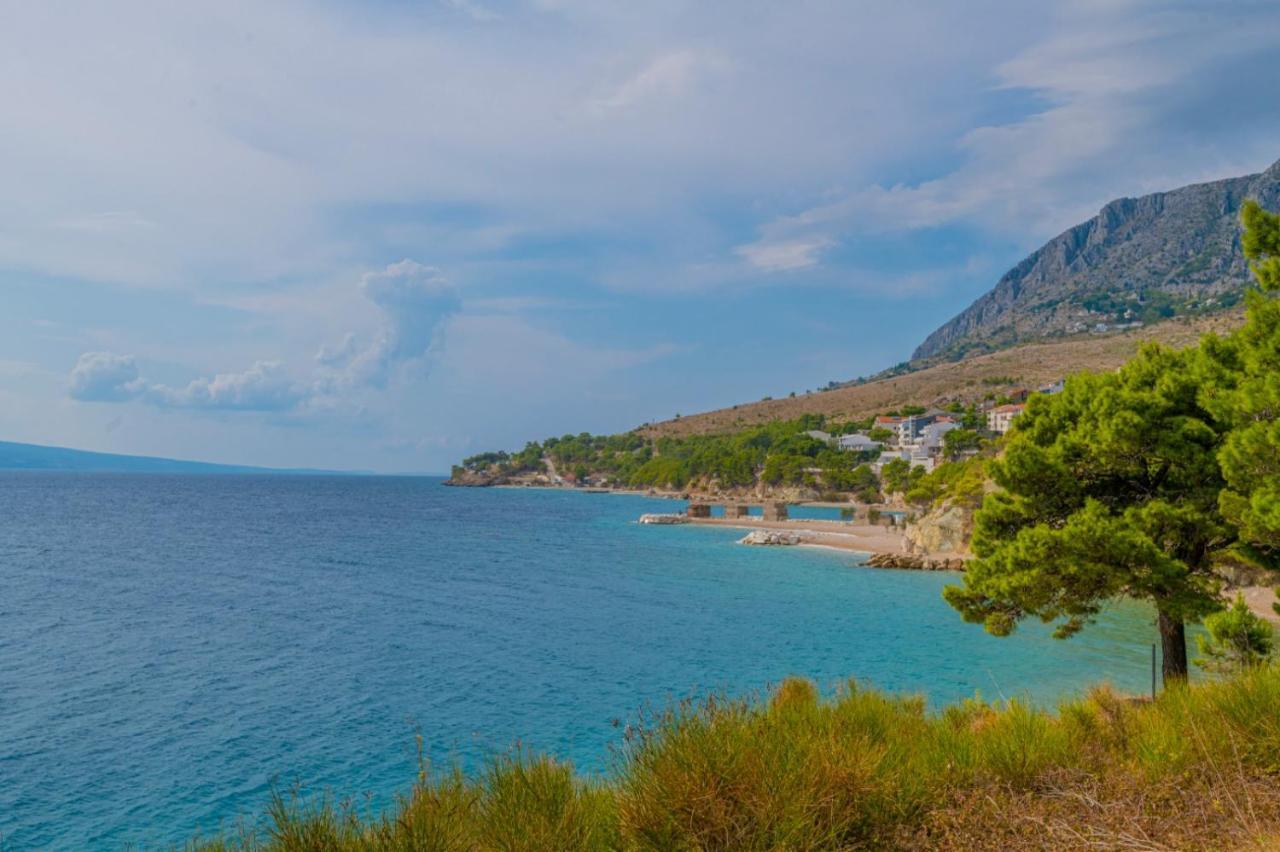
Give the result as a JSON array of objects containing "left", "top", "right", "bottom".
[{"left": 2, "top": 0, "right": 1280, "bottom": 473}]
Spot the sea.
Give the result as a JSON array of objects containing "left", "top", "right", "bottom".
[{"left": 0, "top": 473, "right": 1159, "bottom": 848}]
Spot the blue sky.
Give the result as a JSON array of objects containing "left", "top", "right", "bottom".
[{"left": 2, "top": 0, "right": 1279, "bottom": 473}]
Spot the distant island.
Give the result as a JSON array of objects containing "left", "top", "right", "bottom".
[{"left": 0, "top": 440, "right": 351, "bottom": 475}]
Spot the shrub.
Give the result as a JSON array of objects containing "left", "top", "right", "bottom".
[
  {"left": 1196, "top": 594, "right": 1275, "bottom": 672},
  {"left": 192, "top": 667, "right": 1280, "bottom": 851}
]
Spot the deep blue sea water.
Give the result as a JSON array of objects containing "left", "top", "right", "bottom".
[{"left": 0, "top": 474, "right": 1159, "bottom": 848}]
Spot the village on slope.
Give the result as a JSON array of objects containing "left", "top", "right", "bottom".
[
  {"left": 635, "top": 381, "right": 1062, "bottom": 566},
  {"left": 448, "top": 378, "right": 1057, "bottom": 560}
]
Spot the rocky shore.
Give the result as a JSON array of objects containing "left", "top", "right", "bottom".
[
  {"left": 738, "top": 530, "right": 802, "bottom": 546},
  {"left": 865, "top": 553, "right": 966, "bottom": 571},
  {"left": 638, "top": 513, "right": 689, "bottom": 525}
]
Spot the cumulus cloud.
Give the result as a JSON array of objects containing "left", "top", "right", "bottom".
[
  {"left": 158, "top": 361, "right": 305, "bottom": 411},
  {"left": 68, "top": 354, "right": 304, "bottom": 411},
  {"left": 316, "top": 260, "right": 461, "bottom": 390},
  {"left": 68, "top": 352, "right": 145, "bottom": 401},
  {"left": 68, "top": 260, "right": 461, "bottom": 413}
]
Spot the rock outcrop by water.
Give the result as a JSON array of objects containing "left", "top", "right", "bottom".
[
  {"left": 903, "top": 500, "right": 973, "bottom": 556},
  {"left": 639, "top": 513, "right": 689, "bottom": 525},
  {"left": 739, "top": 530, "right": 802, "bottom": 546},
  {"left": 442, "top": 469, "right": 500, "bottom": 486},
  {"left": 866, "top": 553, "right": 965, "bottom": 571}
]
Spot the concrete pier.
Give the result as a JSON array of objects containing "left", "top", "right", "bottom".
[{"left": 685, "top": 500, "right": 790, "bottom": 520}]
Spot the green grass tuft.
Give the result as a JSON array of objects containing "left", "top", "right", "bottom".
[{"left": 190, "top": 668, "right": 1280, "bottom": 850}]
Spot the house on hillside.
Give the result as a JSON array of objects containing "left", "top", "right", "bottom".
[
  {"left": 894, "top": 408, "right": 953, "bottom": 444},
  {"left": 838, "top": 433, "right": 882, "bottom": 452},
  {"left": 916, "top": 420, "right": 961, "bottom": 454},
  {"left": 874, "top": 415, "right": 904, "bottom": 433},
  {"left": 1039, "top": 378, "right": 1065, "bottom": 395},
  {"left": 872, "top": 447, "right": 935, "bottom": 474},
  {"left": 987, "top": 403, "right": 1026, "bottom": 434},
  {"left": 805, "top": 429, "right": 833, "bottom": 443}
]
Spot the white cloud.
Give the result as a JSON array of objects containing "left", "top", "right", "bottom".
[
  {"left": 158, "top": 361, "right": 305, "bottom": 411},
  {"left": 68, "top": 354, "right": 305, "bottom": 411},
  {"left": 734, "top": 237, "right": 832, "bottom": 272},
  {"left": 728, "top": 1, "right": 1280, "bottom": 269},
  {"left": 67, "top": 260, "right": 461, "bottom": 412},
  {"left": 316, "top": 260, "right": 461, "bottom": 390},
  {"left": 68, "top": 352, "right": 145, "bottom": 402},
  {"left": 0, "top": 1, "right": 1050, "bottom": 289}
]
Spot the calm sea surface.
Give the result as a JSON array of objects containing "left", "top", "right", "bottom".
[{"left": 0, "top": 474, "right": 1157, "bottom": 848}]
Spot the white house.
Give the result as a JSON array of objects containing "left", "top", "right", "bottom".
[
  {"left": 871, "top": 447, "right": 935, "bottom": 474},
  {"left": 987, "top": 403, "right": 1026, "bottom": 434}
]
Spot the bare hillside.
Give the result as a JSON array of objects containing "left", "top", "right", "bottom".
[{"left": 640, "top": 309, "right": 1244, "bottom": 439}]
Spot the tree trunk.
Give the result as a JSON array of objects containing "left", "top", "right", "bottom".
[{"left": 1158, "top": 608, "right": 1188, "bottom": 683}]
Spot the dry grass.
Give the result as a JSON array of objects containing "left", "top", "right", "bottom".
[
  {"left": 192, "top": 663, "right": 1280, "bottom": 851},
  {"left": 641, "top": 310, "right": 1245, "bottom": 439}
]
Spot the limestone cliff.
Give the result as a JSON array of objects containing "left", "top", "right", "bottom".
[
  {"left": 903, "top": 500, "right": 973, "bottom": 557},
  {"left": 914, "top": 158, "right": 1280, "bottom": 362}
]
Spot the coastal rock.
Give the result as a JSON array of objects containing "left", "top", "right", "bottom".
[
  {"left": 639, "top": 513, "right": 689, "bottom": 525},
  {"left": 866, "top": 553, "right": 965, "bottom": 571},
  {"left": 443, "top": 469, "right": 499, "bottom": 487},
  {"left": 739, "top": 529, "right": 802, "bottom": 546},
  {"left": 903, "top": 500, "right": 973, "bottom": 556}
]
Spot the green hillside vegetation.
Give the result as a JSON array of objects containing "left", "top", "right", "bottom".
[
  {"left": 455, "top": 413, "right": 914, "bottom": 496},
  {"left": 905, "top": 455, "right": 990, "bottom": 509},
  {"left": 195, "top": 665, "right": 1280, "bottom": 850},
  {"left": 455, "top": 404, "right": 998, "bottom": 501}
]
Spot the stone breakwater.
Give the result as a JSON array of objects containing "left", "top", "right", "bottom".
[
  {"left": 866, "top": 553, "right": 966, "bottom": 571},
  {"left": 638, "top": 513, "right": 689, "bottom": 525},
  {"left": 738, "top": 530, "right": 802, "bottom": 546}
]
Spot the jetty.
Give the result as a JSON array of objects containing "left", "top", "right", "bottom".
[{"left": 685, "top": 500, "right": 790, "bottom": 520}]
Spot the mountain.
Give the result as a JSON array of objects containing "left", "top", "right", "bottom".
[
  {"left": 912, "top": 158, "right": 1280, "bottom": 362},
  {"left": 640, "top": 308, "right": 1242, "bottom": 439},
  {"left": 0, "top": 440, "right": 346, "bottom": 474}
]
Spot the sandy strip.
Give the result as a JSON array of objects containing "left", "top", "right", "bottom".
[{"left": 685, "top": 517, "right": 918, "bottom": 556}]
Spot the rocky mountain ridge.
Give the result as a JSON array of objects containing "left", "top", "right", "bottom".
[{"left": 913, "top": 158, "right": 1280, "bottom": 362}]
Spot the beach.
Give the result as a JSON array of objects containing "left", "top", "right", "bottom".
[{"left": 682, "top": 515, "right": 970, "bottom": 561}]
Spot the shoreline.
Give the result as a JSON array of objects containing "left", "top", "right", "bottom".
[
  {"left": 683, "top": 516, "right": 970, "bottom": 565},
  {"left": 684, "top": 516, "right": 910, "bottom": 555},
  {"left": 488, "top": 483, "right": 1280, "bottom": 619}
]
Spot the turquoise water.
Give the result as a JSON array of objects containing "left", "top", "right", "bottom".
[{"left": 0, "top": 474, "right": 1157, "bottom": 848}]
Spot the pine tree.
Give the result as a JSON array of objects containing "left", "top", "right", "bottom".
[
  {"left": 944, "top": 344, "right": 1232, "bottom": 681},
  {"left": 1198, "top": 201, "right": 1280, "bottom": 564},
  {"left": 1196, "top": 594, "right": 1274, "bottom": 672}
]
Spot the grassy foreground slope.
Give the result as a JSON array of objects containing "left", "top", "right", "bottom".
[
  {"left": 196, "top": 666, "right": 1280, "bottom": 851},
  {"left": 643, "top": 309, "right": 1244, "bottom": 440}
]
